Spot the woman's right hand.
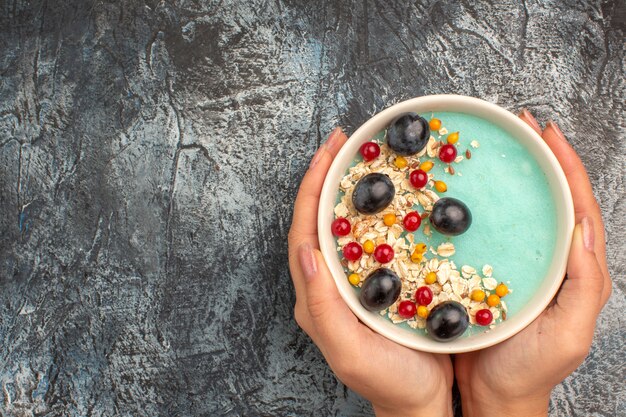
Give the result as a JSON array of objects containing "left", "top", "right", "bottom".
[{"left": 288, "top": 128, "right": 454, "bottom": 417}]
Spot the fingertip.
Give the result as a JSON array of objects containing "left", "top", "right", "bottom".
[
  {"left": 544, "top": 121, "right": 567, "bottom": 143},
  {"left": 310, "top": 248, "right": 358, "bottom": 317},
  {"left": 305, "top": 248, "right": 358, "bottom": 327},
  {"left": 324, "top": 127, "right": 343, "bottom": 149},
  {"left": 581, "top": 216, "right": 595, "bottom": 252},
  {"left": 553, "top": 221, "right": 605, "bottom": 321},
  {"left": 330, "top": 126, "right": 347, "bottom": 138},
  {"left": 570, "top": 222, "right": 584, "bottom": 253},
  {"left": 566, "top": 221, "right": 603, "bottom": 288},
  {"left": 309, "top": 127, "right": 348, "bottom": 170},
  {"left": 308, "top": 146, "right": 326, "bottom": 170},
  {"left": 312, "top": 248, "right": 338, "bottom": 288},
  {"left": 325, "top": 127, "right": 348, "bottom": 156},
  {"left": 543, "top": 121, "right": 574, "bottom": 155},
  {"left": 518, "top": 108, "right": 542, "bottom": 134},
  {"left": 298, "top": 242, "right": 318, "bottom": 281},
  {"left": 540, "top": 120, "right": 587, "bottom": 177},
  {"left": 338, "top": 128, "right": 349, "bottom": 144}
]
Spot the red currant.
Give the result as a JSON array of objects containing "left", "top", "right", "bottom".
[
  {"left": 439, "top": 144, "right": 457, "bottom": 163},
  {"left": 373, "top": 244, "right": 394, "bottom": 263},
  {"left": 403, "top": 211, "right": 421, "bottom": 232},
  {"left": 331, "top": 218, "right": 351, "bottom": 236},
  {"left": 475, "top": 309, "right": 493, "bottom": 326},
  {"left": 360, "top": 142, "right": 381, "bottom": 161},
  {"left": 398, "top": 300, "right": 417, "bottom": 319},
  {"left": 415, "top": 286, "right": 433, "bottom": 306},
  {"left": 409, "top": 169, "right": 428, "bottom": 188},
  {"left": 342, "top": 242, "right": 363, "bottom": 261}
]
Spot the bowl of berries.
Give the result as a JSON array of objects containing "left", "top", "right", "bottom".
[{"left": 318, "top": 95, "right": 574, "bottom": 353}]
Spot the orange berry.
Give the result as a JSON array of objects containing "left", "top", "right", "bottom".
[
  {"left": 383, "top": 213, "right": 396, "bottom": 226},
  {"left": 363, "top": 240, "right": 375, "bottom": 254},
  {"left": 434, "top": 180, "right": 447, "bottom": 192},
  {"left": 417, "top": 305, "right": 429, "bottom": 318},
  {"left": 447, "top": 131, "right": 459, "bottom": 144},
  {"left": 496, "top": 283, "right": 509, "bottom": 297},
  {"left": 487, "top": 294, "right": 501, "bottom": 307},
  {"left": 410, "top": 250, "right": 423, "bottom": 264},
  {"left": 348, "top": 273, "right": 360, "bottom": 286},
  {"left": 394, "top": 156, "right": 408, "bottom": 169},
  {"left": 424, "top": 271, "right": 437, "bottom": 285},
  {"left": 419, "top": 160, "right": 434, "bottom": 172},
  {"left": 471, "top": 289, "right": 486, "bottom": 302},
  {"left": 429, "top": 118, "right": 442, "bottom": 131}
]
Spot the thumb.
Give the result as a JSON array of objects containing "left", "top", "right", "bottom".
[
  {"left": 553, "top": 217, "right": 605, "bottom": 325},
  {"left": 297, "top": 243, "right": 360, "bottom": 353}
]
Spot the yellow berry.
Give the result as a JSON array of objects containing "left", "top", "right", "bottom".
[
  {"left": 434, "top": 180, "right": 447, "bottom": 192},
  {"left": 394, "top": 156, "right": 408, "bottom": 169},
  {"left": 348, "top": 273, "right": 360, "bottom": 286},
  {"left": 447, "top": 131, "right": 459, "bottom": 144},
  {"left": 410, "top": 250, "right": 423, "bottom": 264},
  {"left": 383, "top": 213, "right": 397, "bottom": 226},
  {"left": 363, "top": 240, "right": 375, "bottom": 254},
  {"left": 470, "top": 289, "right": 486, "bottom": 302},
  {"left": 417, "top": 305, "right": 429, "bottom": 318},
  {"left": 429, "top": 118, "right": 441, "bottom": 131},
  {"left": 425, "top": 271, "right": 437, "bottom": 285},
  {"left": 415, "top": 242, "right": 427, "bottom": 253},
  {"left": 496, "top": 283, "right": 509, "bottom": 297},
  {"left": 419, "top": 160, "right": 434, "bottom": 172},
  {"left": 487, "top": 294, "right": 501, "bottom": 307}
]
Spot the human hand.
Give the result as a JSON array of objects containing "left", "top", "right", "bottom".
[
  {"left": 454, "top": 110, "right": 612, "bottom": 417},
  {"left": 288, "top": 128, "right": 454, "bottom": 417}
]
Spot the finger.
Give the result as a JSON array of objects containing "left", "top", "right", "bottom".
[
  {"left": 542, "top": 122, "right": 598, "bottom": 221},
  {"left": 298, "top": 242, "right": 359, "bottom": 358},
  {"left": 542, "top": 122, "right": 611, "bottom": 304},
  {"left": 289, "top": 127, "right": 348, "bottom": 243},
  {"left": 288, "top": 128, "right": 348, "bottom": 320},
  {"left": 518, "top": 108, "right": 542, "bottom": 135},
  {"left": 553, "top": 218, "right": 605, "bottom": 337}
]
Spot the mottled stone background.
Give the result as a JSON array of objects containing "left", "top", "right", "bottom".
[{"left": 0, "top": 0, "right": 624, "bottom": 416}]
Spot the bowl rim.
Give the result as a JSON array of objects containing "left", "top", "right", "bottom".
[{"left": 317, "top": 94, "right": 575, "bottom": 353}]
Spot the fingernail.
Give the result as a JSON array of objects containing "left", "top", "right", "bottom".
[
  {"left": 581, "top": 216, "right": 595, "bottom": 251},
  {"left": 298, "top": 243, "right": 318, "bottom": 280},
  {"left": 309, "top": 128, "right": 342, "bottom": 170},
  {"left": 325, "top": 127, "right": 342, "bottom": 150},
  {"left": 519, "top": 108, "right": 541, "bottom": 132},
  {"left": 308, "top": 146, "right": 325, "bottom": 170},
  {"left": 546, "top": 121, "right": 566, "bottom": 142}
]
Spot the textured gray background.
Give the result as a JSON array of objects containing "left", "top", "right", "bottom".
[{"left": 0, "top": 0, "right": 624, "bottom": 416}]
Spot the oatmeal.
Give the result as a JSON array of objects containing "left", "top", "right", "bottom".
[{"left": 331, "top": 114, "right": 511, "bottom": 341}]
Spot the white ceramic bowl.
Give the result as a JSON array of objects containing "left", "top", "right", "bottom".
[{"left": 318, "top": 95, "right": 574, "bottom": 353}]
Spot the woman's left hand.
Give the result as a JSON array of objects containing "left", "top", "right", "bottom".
[
  {"left": 454, "top": 111, "right": 612, "bottom": 417},
  {"left": 288, "top": 128, "right": 454, "bottom": 417}
]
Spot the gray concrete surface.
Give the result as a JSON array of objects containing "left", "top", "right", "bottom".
[{"left": 0, "top": 0, "right": 624, "bottom": 416}]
